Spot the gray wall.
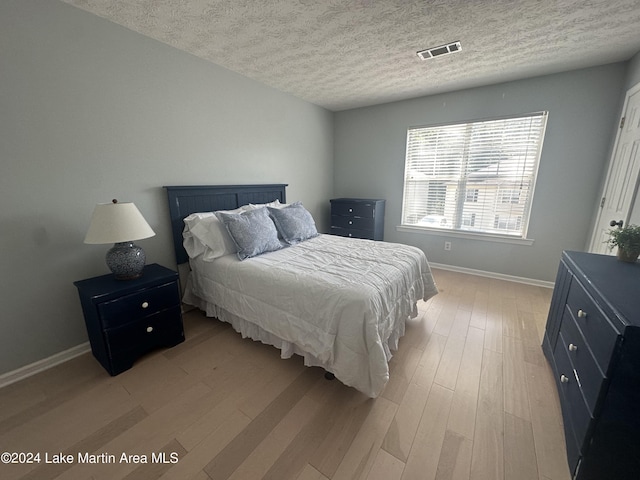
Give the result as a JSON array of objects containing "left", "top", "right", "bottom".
[
  {"left": 0, "top": 0, "right": 334, "bottom": 376},
  {"left": 334, "top": 64, "right": 627, "bottom": 282}
]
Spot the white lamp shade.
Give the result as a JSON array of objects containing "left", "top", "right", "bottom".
[{"left": 84, "top": 201, "right": 155, "bottom": 244}]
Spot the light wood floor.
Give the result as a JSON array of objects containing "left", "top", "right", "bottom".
[{"left": 0, "top": 268, "right": 571, "bottom": 480}]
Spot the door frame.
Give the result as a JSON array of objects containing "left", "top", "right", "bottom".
[{"left": 588, "top": 81, "right": 640, "bottom": 253}]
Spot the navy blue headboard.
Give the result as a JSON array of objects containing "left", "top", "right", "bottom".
[{"left": 164, "top": 184, "right": 288, "bottom": 265}]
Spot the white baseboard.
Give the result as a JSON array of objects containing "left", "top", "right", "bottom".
[
  {"left": 429, "top": 262, "right": 554, "bottom": 289},
  {"left": 0, "top": 342, "right": 91, "bottom": 389}
]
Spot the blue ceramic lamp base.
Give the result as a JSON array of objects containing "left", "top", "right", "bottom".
[{"left": 106, "top": 241, "right": 146, "bottom": 280}]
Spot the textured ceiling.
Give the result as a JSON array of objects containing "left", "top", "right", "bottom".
[{"left": 62, "top": 0, "right": 640, "bottom": 111}]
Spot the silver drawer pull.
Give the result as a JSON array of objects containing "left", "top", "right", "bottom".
[
  {"left": 348, "top": 233, "right": 353, "bottom": 237},
  {"left": 568, "top": 343, "right": 578, "bottom": 352},
  {"left": 348, "top": 208, "right": 353, "bottom": 213},
  {"left": 348, "top": 220, "right": 353, "bottom": 225},
  {"left": 577, "top": 309, "right": 587, "bottom": 318},
  {"left": 146, "top": 326, "right": 153, "bottom": 333},
  {"left": 560, "top": 374, "right": 569, "bottom": 383},
  {"left": 141, "top": 301, "right": 149, "bottom": 309}
]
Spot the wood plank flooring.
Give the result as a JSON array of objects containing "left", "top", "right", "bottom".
[{"left": 0, "top": 268, "right": 572, "bottom": 480}]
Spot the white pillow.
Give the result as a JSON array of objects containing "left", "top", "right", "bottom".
[
  {"left": 182, "top": 206, "right": 247, "bottom": 261},
  {"left": 247, "top": 199, "right": 288, "bottom": 210}
]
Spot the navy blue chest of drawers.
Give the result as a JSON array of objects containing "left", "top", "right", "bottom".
[
  {"left": 74, "top": 263, "right": 184, "bottom": 376},
  {"left": 330, "top": 198, "right": 385, "bottom": 240},
  {"left": 542, "top": 251, "right": 640, "bottom": 480}
]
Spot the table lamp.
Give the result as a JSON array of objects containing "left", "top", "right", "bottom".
[{"left": 84, "top": 199, "right": 156, "bottom": 280}]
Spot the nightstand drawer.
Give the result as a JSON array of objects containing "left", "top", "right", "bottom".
[
  {"left": 98, "top": 281, "right": 179, "bottom": 328},
  {"left": 331, "top": 202, "right": 375, "bottom": 218},
  {"left": 105, "top": 305, "right": 184, "bottom": 357},
  {"left": 566, "top": 280, "right": 619, "bottom": 372},
  {"left": 560, "top": 308, "right": 606, "bottom": 413},
  {"left": 331, "top": 215, "right": 374, "bottom": 230}
]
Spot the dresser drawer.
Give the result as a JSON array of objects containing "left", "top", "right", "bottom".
[
  {"left": 566, "top": 280, "right": 619, "bottom": 372},
  {"left": 555, "top": 371, "right": 582, "bottom": 474},
  {"left": 330, "top": 227, "right": 374, "bottom": 239},
  {"left": 331, "top": 215, "right": 375, "bottom": 230},
  {"left": 559, "top": 308, "right": 606, "bottom": 414},
  {"left": 98, "top": 281, "right": 179, "bottom": 328},
  {"left": 104, "top": 305, "right": 184, "bottom": 357},
  {"left": 331, "top": 201, "right": 376, "bottom": 218},
  {"left": 554, "top": 331, "right": 594, "bottom": 452}
]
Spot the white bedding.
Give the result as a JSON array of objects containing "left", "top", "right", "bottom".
[{"left": 183, "top": 234, "right": 438, "bottom": 397}]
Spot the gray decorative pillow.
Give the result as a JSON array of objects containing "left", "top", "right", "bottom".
[
  {"left": 216, "top": 207, "right": 283, "bottom": 260},
  {"left": 268, "top": 202, "right": 319, "bottom": 245}
]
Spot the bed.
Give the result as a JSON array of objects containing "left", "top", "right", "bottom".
[{"left": 165, "top": 184, "right": 438, "bottom": 398}]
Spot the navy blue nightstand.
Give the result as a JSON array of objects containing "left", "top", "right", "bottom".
[{"left": 74, "top": 263, "right": 184, "bottom": 375}]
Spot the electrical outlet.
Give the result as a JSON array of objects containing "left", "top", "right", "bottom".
[{"left": 444, "top": 241, "right": 452, "bottom": 251}]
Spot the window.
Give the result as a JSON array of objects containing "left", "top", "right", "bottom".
[
  {"left": 499, "top": 188, "right": 521, "bottom": 204},
  {"left": 401, "top": 112, "right": 547, "bottom": 238},
  {"left": 465, "top": 189, "right": 479, "bottom": 203},
  {"left": 494, "top": 215, "right": 522, "bottom": 231},
  {"left": 462, "top": 213, "right": 476, "bottom": 227}
]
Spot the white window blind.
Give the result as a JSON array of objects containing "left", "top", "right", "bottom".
[{"left": 401, "top": 112, "right": 548, "bottom": 238}]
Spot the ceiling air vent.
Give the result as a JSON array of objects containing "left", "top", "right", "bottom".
[{"left": 417, "top": 41, "right": 462, "bottom": 60}]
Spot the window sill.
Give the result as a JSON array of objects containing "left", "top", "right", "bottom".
[{"left": 396, "top": 225, "right": 535, "bottom": 246}]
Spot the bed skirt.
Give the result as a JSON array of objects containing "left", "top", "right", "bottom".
[
  {"left": 182, "top": 281, "right": 408, "bottom": 393},
  {"left": 184, "top": 287, "right": 342, "bottom": 371}
]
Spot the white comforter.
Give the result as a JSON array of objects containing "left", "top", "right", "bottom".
[{"left": 184, "top": 234, "right": 438, "bottom": 397}]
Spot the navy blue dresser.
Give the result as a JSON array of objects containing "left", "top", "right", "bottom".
[
  {"left": 330, "top": 198, "right": 385, "bottom": 241},
  {"left": 74, "top": 263, "right": 184, "bottom": 375},
  {"left": 542, "top": 251, "right": 640, "bottom": 479}
]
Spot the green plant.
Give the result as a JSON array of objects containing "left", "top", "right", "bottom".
[{"left": 606, "top": 224, "right": 640, "bottom": 253}]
